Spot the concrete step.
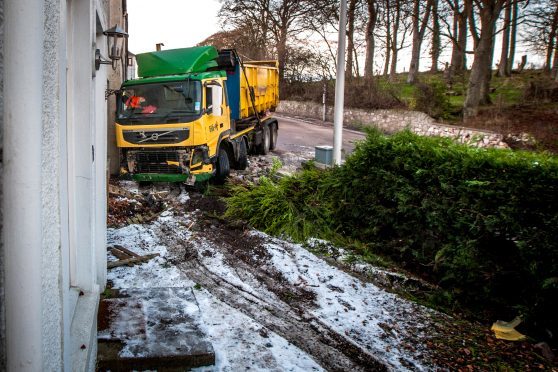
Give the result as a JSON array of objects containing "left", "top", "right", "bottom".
[{"left": 97, "top": 287, "right": 215, "bottom": 371}]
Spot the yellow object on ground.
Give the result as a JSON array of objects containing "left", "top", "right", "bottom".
[
  {"left": 491, "top": 317, "right": 527, "bottom": 341},
  {"left": 166, "top": 161, "right": 180, "bottom": 167}
]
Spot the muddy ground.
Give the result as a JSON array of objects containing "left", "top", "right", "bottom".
[{"left": 106, "top": 151, "right": 557, "bottom": 371}]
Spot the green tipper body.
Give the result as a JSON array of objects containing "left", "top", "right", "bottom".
[{"left": 136, "top": 46, "right": 219, "bottom": 78}]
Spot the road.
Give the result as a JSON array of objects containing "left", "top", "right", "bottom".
[{"left": 275, "top": 115, "right": 366, "bottom": 158}]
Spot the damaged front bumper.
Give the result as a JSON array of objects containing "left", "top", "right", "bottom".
[{"left": 122, "top": 147, "right": 213, "bottom": 184}]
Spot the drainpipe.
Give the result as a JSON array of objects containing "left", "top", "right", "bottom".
[
  {"left": 3, "top": 0, "right": 45, "bottom": 369},
  {"left": 333, "top": 0, "right": 347, "bottom": 165}
]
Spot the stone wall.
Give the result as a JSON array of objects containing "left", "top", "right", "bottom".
[{"left": 277, "top": 100, "right": 508, "bottom": 149}]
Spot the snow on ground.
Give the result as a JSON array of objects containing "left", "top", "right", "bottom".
[
  {"left": 106, "top": 177, "right": 442, "bottom": 371},
  {"left": 108, "top": 222, "right": 191, "bottom": 289},
  {"left": 107, "top": 213, "right": 323, "bottom": 371},
  {"left": 253, "top": 231, "right": 433, "bottom": 371},
  {"left": 193, "top": 290, "right": 323, "bottom": 372}
]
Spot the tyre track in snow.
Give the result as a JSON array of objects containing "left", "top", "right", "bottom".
[
  {"left": 155, "top": 215, "right": 387, "bottom": 372},
  {"left": 177, "top": 250, "right": 385, "bottom": 371}
]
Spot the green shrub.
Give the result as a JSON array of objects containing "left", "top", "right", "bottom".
[
  {"left": 226, "top": 130, "right": 558, "bottom": 337},
  {"left": 411, "top": 82, "right": 452, "bottom": 119}
]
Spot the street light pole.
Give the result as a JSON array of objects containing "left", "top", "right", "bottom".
[{"left": 333, "top": 0, "right": 348, "bottom": 165}]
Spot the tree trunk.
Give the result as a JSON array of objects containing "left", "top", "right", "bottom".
[
  {"left": 506, "top": 0, "right": 518, "bottom": 75},
  {"left": 450, "top": 1, "right": 468, "bottom": 73},
  {"left": 407, "top": 0, "right": 433, "bottom": 84},
  {"left": 389, "top": 0, "right": 401, "bottom": 80},
  {"left": 277, "top": 26, "right": 288, "bottom": 82},
  {"left": 552, "top": 45, "right": 558, "bottom": 79},
  {"left": 545, "top": 4, "right": 558, "bottom": 73},
  {"left": 353, "top": 46, "right": 360, "bottom": 77},
  {"left": 464, "top": 2, "right": 503, "bottom": 119},
  {"left": 430, "top": 0, "right": 440, "bottom": 73},
  {"left": 346, "top": 0, "right": 357, "bottom": 82},
  {"left": 383, "top": 0, "right": 392, "bottom": 76},
  {"left": 497, "top": 0, "right": 511, "bottom": 77},
  {"left": 466, "top": 0, "right": 479, "bottom": 49},
  {"left": 364, "top": 0, "right": 378, "bottom": 79}
]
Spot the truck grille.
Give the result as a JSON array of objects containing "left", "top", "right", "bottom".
[
  {"left": 123, "top": 128, "right": 189, "bottom": 145},
  {"left": 133, "top": 150, "right": 183, "bottom": 174}
]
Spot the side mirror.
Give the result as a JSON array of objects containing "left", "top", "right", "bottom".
[{"left": 208, "top": 85, "right": 223, "bottom": 116}]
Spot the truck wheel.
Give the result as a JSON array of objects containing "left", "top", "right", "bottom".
[
  {"left": 258, "top": 125, "right": 270, "bottom": 155},
  {"left": 213, "top": 148, "right": 230, "bottom": 185},
  {"left": 269, "top": 123, "right": 278, "bottom": 150},
  {"left": 236, "top": 139, "right": 248, "bottom": 170}
]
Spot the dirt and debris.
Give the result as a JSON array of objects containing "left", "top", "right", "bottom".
[
  {"left": 105, "top": 152, "right": 557, "bottom": 370},
  {"left": 107, "top": 244, "right": 160, "bottom": 269},
  {"left": 464, "top": 105, "right": 558, "bottom": 153}
]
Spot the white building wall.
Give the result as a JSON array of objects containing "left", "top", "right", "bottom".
[
  {"left": 94, "top": 14, "right": 109, "bottom": 290},
  {"left": 4, "top": 0, "right": 46, "bottom": 369},
  {"left": 42, "top": 0, "right": 64, "bottom": 369},
  {"left": 2, "top": 0, "right": 113, "bottom": 370},
  {"left": 0, "top": 0, "right": 6, "bottom": 369}
]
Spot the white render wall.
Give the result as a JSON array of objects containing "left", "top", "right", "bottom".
[
  {"left": 4, "top": 0, "right": 46, "bottom": 369},
  {"left": 0, "top": 0, "right": 6, "bottom": 369},
  {"left": 42, "top": 0, "right": 64, "bottom": 369},
  {"left": 2, "top": 0, "right": 111, "bottom": 370}
]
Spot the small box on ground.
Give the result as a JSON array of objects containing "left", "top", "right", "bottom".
[{"left": 315, "top": 145, "right": 333, "bottom": 165}]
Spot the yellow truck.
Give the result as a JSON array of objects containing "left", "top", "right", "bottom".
[{"left": 115, "top": 46, "right": 279, "bottom": 183}]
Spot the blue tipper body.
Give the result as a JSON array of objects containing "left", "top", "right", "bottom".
[{"left": 225, "top": 64, "right": 241, "bottom": 122}]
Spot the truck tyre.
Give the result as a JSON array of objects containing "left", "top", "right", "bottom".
[
  {"left": 269, "top": 122, "right": 278, "bottom": 150},
  {"left": 258, "top": 125, "right": 270, "bottom": 155},
  {"left": 213, "top": 148, "right": 230, "bottom": 185},
  {"left": 236, "top": 139, "right": 248, "bottom": 170}
]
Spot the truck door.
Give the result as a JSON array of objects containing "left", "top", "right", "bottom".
[{"left": 204, "top": 81, "right": 229, "bottom": 158}]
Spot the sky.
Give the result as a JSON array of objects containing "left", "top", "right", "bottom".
[
  {"left": 126, "top": 1, "right": 542, "bottom": 75},
  {"left": 127, "top": 0, "right": 222, "bottom": 55}
]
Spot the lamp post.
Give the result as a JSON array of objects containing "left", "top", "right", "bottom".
[
  {"left": 95, "top": 24, "right": 128, "bottom": 70},
  {"left": 333, "top": 0, "right": 348, "bottom": 165}
]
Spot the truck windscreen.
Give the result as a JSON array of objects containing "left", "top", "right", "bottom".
[{"left": 117, "top": 80, "right": 202, "bottom": 124}]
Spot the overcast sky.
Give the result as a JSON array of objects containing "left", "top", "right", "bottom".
[
  {"left": 127, "top": 0, "right": 221, "bottom": 55},
  {"left": 126, "top": 1, "right": 541, "bottom": 73}
]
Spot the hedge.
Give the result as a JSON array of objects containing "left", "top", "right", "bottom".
[{"left": 226, "top": 130, "right": 558, "bottom": 337}]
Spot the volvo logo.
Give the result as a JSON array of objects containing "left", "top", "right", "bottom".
[{"left": 123, "top": 128, "right": 189, "bottom": 144}]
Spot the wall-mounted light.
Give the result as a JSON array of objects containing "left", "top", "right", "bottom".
[{"left": 95, "top": 24, "right": 128, "bottom": 71}]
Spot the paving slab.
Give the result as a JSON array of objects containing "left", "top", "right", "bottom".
[{"left": 97, "top": 287, "right": 215, "bottom": 371}]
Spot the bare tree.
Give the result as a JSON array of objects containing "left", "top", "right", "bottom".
[
  {"left": 300, "top": 0, "right": 340, "bottom": 66},
  {"left": 389, "top": 0, "right": 402, "bottom": 79},
  {"left": 199, "top": 27, "right": 267, "bottom": 60},
  {"left": 523, "top": 0, "right": 558, "bottom": 73},
  {"left": 385, "top": 0, "right": 412, "bottom": 80},
  {"left": 506, "top": 0, "right": 519, "bottom": 75},
  {"left": 346, "top": 0, "right": 359, "bottom": 81},
  {"left": 383, "top": 0, "right": 392, "bottom": 76},
  {"left": 219, "top": 0, "right": 316, "bottom": 82},
  {"left": 219, "top": 0, "right": 273, "bottom": 60},
  {"left": 463, "top": 0, "right": 506, "bottom": 119},
  {"left": 441, "top": 0, "right": 469, "bottom": 74},
  {"left": 497, "top": 0, "right": 512, "bottom": 77},
  {"left": 430, "top": 0, "right": 441, "bottom": 72},
  {"left": 365, "top": 0, "right": 379, "bottom": 79},
  {"left": 549, "top": 3, "right": 558, "bottom": 74},
  {"left": 407, "top": 0, "right": 434, "bottom": 83}
]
